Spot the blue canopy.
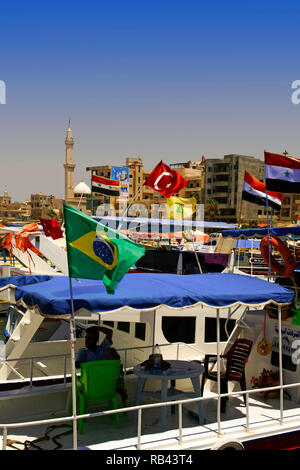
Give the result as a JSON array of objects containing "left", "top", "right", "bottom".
[
  {"left": 221, "top": 226, "right": 300, "bottom": 239},
  {"left": 0, "top": 275, "right": 52, "bottom": 291},
  {"left": 2, "top": 273, "right": 293, "bottom": 317}
]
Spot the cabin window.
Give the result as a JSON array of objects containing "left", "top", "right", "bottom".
[
  {"left": 204, "top": 318, "right": 236, "bottom": 343},
  {"left": 103, "top": 321, "right": 114, "bottom": 328},
  {"left": 135, "top": 323, "right": 146, "bottom": 341},
  {"left": 162, "top": 316, "right": 195, "bottom": 344},
  {"left": 117, "top": 321, "right": 130, "bottom": 333}
]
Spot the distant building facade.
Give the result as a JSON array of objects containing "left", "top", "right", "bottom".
[
  {"left": 0, "top": 191, "right": 31, "bottom": 222},
  {"left": 205, "top": 154, "right": 266, "bottom": 223},
  {"left": 30, "top": 193, "right": 63, "bottom": 220},
  {"left": 86, "top": 157, "right": 205, "bottom": 216}
]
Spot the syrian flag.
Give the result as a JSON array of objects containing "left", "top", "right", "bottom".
[
  {"left": 242, "top": 171, "right": 283, "bottom": 211},
  {"left": 144, "top": 161, "right": 187, "bottom": 198},
  {"left": 91, "top": 175, "right": 120, "bottom": 196},
  {"left": 265, "top": 151, "right": 300, "bottom": 193}
]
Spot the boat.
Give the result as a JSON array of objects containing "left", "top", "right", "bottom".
[
  {"left": 220, "top": 225, "right": 300, "bottom": 280},
  {"left": 0, "top": 271, "right": 298, "bottom": 451},
  {"left": 0, "top": 224, "right": 68, "bottom": 278}
]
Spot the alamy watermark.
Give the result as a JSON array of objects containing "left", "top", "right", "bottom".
[
  {"left": 0, "top": 80, "right": 6, "bottom": 104},
  {"left": 95, "top": 202, "right": 205, "bottom": 240},
  {"left": 291, "top": 80, "right": 300, "bottom": 105}
]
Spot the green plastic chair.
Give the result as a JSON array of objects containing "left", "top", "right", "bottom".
[{"left": 76, "top": 359, "right": 121, "bottom": 433}]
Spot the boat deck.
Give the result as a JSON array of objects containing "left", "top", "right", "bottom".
[{"left": 1, "top": 384, "right": 300, "bottom": 451}]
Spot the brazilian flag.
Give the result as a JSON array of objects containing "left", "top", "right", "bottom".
[{"left": 63, "top": 204, "right": 145, "bottom": 294}]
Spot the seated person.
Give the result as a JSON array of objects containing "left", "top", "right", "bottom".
[
  {"left": 75, "top": 327, "right": 128, "bottom": 403},
  {"left": 75, "top": 325, "right": 113, "bottom": 369}
]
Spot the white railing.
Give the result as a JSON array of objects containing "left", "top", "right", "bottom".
[
  {"left": 118, "top": 342, "right": 203, "bottom": 372},
  {"left": 1, "top": 380, "right": 300, "bottom": 450},
  {"left": 0, "top": 342, "right": 203, "bottom": 384},
  {"left": 0, "top": 353, "right": 70, "bottom": 386}
]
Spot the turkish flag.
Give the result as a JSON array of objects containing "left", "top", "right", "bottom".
[
  {"left": 144, "top": 161, "right": 188, "bottom": 198},
  {"left": 40, "top": 218, "right": 63, "bottom": 240}
]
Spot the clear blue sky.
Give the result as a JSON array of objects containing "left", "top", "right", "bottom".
[{"left": 1, "top": 0, "right": 300, "bottom": 201}]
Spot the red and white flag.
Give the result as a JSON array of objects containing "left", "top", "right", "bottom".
[
  {"left": 242, "top": 171, "right": 283, "bottom": 211},
  {"left": 144, "top": 161, "right": 187, "bottom": 198},
  {"left": 265, "top": 151, "right": 300, "bottom": 194},
  {"left": 91, "top": 175, "right": 120, "bottom": 196}
]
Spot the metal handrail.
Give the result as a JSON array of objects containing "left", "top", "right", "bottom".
[
  {"left": 1, "top": 380, "right": 300, "bottom": 450},
  {"left": 0, "top": 342, "right": 204, "bottom": 386}
]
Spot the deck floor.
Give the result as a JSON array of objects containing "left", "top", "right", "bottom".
[{"left": 2, "top": 390, "right": 300, "bottom": 451}]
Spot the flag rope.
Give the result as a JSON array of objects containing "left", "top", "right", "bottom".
[{"left": 117, "top": 184, "right": 144, "bottom": 231}]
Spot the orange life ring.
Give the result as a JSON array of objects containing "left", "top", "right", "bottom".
[{"left": 260, "top": 236, "right": 296, "bottom": 276}]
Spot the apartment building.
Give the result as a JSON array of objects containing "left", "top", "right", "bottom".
[{"left": 205, "top": 154, "right": 265, "bottom": 223}]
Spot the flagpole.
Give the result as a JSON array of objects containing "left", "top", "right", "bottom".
[
  {"left": 265, "top": 189, "right": 272, "bottom": 281},
  {"left": 238, "top": 199, "right": 243, "bottom": 227},
  {"left": 68, "top": 276, "right": 78, "bottom": 450},
  {"left": 117, "top": 184, "right": 144, "bottom": 231},
  {"left": 90, "top": 171, "right": 94, "bottom": 217},
  {"left": 190, "top": 231, "right": 203, "bottom": 274},
  {"left": 63, "top": 203, "right": 78, "bottom": 449}
]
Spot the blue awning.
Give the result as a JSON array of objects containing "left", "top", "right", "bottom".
[
  {"left": 221, "top": 226, "right": 300, "bottom": 239},
  {"left": 0, "top": 275, "right": 52, "bottom": 290},
  {"left": 2, "top": 273, "right": 294, "bottom": 317}
]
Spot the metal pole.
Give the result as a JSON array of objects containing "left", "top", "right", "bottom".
[
  {"left": 152, "top": 310, "right": 156, "bottom": 354},
  {"left": 191, "top": 233, "right": 203, "bottom": 273},
  {"left": 90, "top": 172, "right": 94, "bottom": 216},
  {"left": 137, "top": 408, "right": 142, "bottom": 450},
  {"left": 2, "top": 426, "right": 7, "bottom": 450},
  {"left": 265, "top": 190, "right": 272, "bottom": 282},
  {"left": 251, "top": 238, "right": 253, "bottom": 277},
  {"left": 178, "top": 403, "right": 183, "bottom": 444},
  {"left": 216, "top": 308, "right": 221, "bottom": 436},
  {"left": 278, "top": 305, "right": 283, "bottom": 424},
  {"left": 69, "top": 277, "right": 78, "bottom": 450},
  {"left": 77, "top": 193, "right": 83, "bottom": 210},
  {"left": 117, "top": 185, "right": 144, "bottom": 231}
]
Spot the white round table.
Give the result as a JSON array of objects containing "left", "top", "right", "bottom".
[{"left": 133, "top": 359, "right": 204, "bottom": 431}]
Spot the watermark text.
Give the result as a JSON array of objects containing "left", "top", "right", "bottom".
[{"left": 0, "top": 80, "right": 6, "bottom": 104}]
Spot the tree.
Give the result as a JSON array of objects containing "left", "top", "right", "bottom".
[
  {"left": 48, "top": 209, "right": 58, "bottom": 220},
  {"left": 240, "top": 220, "right": 259, "bottom": 229},
  {"left": 205, "top": 199, "right": 220, "bottom": 221},
  {"left": 191, "top": 192, "right": 202, "bottom": 204}
]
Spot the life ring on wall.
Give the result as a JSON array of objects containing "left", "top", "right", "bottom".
[{"left": 260, "top": 236, "right": 296, "bottom": 277}]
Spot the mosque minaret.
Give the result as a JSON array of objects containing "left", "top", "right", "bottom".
[{"left": 64, "top": 121, "right": 75, "bottom": 201}]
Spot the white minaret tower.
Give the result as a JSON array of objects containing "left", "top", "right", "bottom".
[{"left": 64, "top": 120, "right": 75, "bottom": 201}]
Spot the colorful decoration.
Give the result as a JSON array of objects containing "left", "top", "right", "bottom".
[
  {"left": 257, "top": 308, "right": 271, "bottom": 356},
  {"left": 250, "top": 369, "right": 279, "bottom": 398},
  {"left": 257, "top": 338, "right": 271, "bottom": 356}
]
